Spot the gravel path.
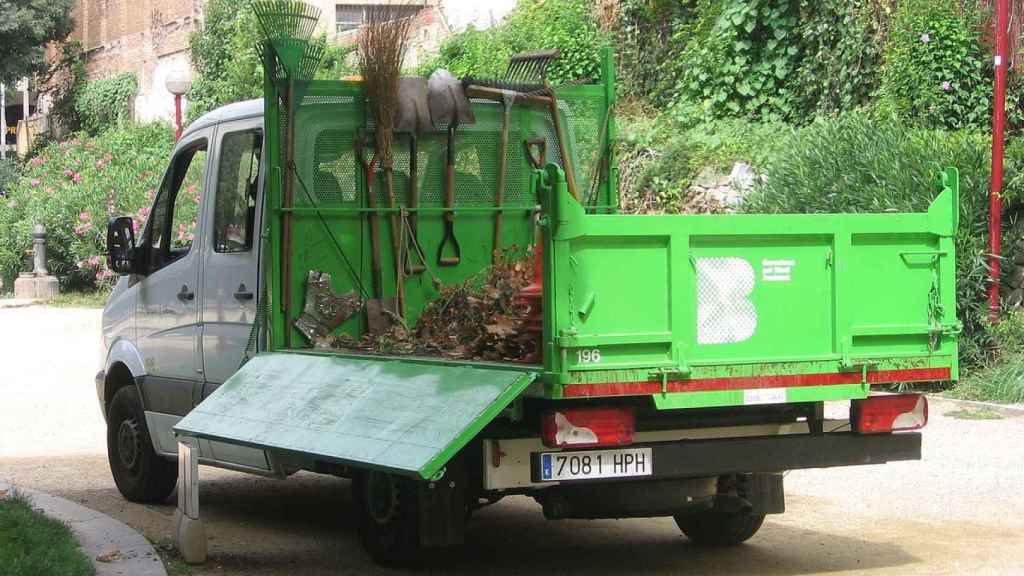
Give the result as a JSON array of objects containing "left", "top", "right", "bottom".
[{"left": 2, "top": 306, "right": 1022, "bottom": 575}]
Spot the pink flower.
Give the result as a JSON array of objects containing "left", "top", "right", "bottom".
[
  {"left": 137, "top": 206, "right": 150, "bottom": 218},
  {"left": 72, "top": 173, "right": 83, "bottom": 183},
  {"left": 79, "top": 211, "right": 91, "bottom": 222},
  {"left": 29, "top": 178, "right": 40, "bottom": 187},
  {"left": 941, "top": 81, "right": 952, "bottom": 92},
  {"left": 178, "top": 223, "right": 187, "bottom": 241},
  {"left": 96, "top": 159, "right": 106, "bottom": 169},
  {"left": 29, "top": 156, "right": 44, "bottom": 167},
  {"left": 63, "top": 169, "right": 74, "bottom": 178},
  {"left": 97, "top": 269, "right": 113, "bottom": 280},
  {"left": 87, "top": 255, "right": 101, "bottom": 267},
  {"left": 74, "top": 223, "right": 92, "bottom": 236}
]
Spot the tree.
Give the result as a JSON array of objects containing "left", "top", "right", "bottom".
[{"left": 0, "top": 0, "right": 75, "bottom": 85}]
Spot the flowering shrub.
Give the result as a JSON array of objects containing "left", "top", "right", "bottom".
[{"left": 0, "top": 123, "right": 176, "bottom": 291}]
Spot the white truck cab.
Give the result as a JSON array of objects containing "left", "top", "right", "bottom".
[{"left": 97, "top": 100, "right": 266, "bottom": 501}]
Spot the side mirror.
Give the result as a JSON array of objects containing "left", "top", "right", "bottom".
[{"left": 107, "top": 216, "right": 139, "bottom": 275}]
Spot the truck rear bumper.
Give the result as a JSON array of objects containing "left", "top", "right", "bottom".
[{"left": 528, "top": 432, "right": 921, "bottom": 483}]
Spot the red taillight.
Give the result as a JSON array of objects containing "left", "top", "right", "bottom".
[
  {"left": 541, "top": 407, "right": 635, "bottom": 448},
  {"left": 852, "top": 394, "right": 928, "bottom": 434}
]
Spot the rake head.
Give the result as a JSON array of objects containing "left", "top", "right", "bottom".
[
  {"left": 504, "top": 49, "right": 560, "bottom": 84},
  {"left": 252, "top": 0, "right": 321, "bottom": 43}
]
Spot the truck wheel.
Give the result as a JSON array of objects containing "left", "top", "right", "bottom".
[
  {"left": 352, "top": 470, "right": 421, "bottom": 564},
  {"left": 106, "top": 386, "right": 178, "bottom": 503},
  {"left": 675, "top": 509, "right": 765, "bottom": 546}
]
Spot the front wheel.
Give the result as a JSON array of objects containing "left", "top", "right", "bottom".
[
  {"left": 675, "top": 509, "right": 765, "bottom": 546},
  {"left": 352, "top": 470, "right": 422, "bottom": 564},
  {"left": 106, "top": 386, "right": 178, "bottom": 502}
]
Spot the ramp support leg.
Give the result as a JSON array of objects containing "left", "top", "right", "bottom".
[{"left": 173, "top": 436, "right": 207, "bottom": 564}]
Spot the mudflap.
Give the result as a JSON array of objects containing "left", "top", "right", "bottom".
[
  {"left": 418, "top": 453, "right": 467, "bottom": 547},
  {"left": 173, "top": 352, "right": 535, "bottom": 479}
]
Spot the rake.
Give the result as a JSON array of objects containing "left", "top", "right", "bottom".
[{"left": 252, "top": 0, "right": 324, "bottom": 346}]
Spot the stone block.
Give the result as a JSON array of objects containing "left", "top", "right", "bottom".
[{"left": 13, "top": 274, "right": 59, "bottom": 300}]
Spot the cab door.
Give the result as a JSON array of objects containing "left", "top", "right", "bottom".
[
  {"left": 135, "top": 131, "right": 211, "bottom": 416},
  {"left": 199, "top": 119, "right": 263, "bottom": 394}
]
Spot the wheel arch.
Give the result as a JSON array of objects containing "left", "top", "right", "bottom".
[{"left": 102, "top": 339, "right": 147, "bottom": 417}]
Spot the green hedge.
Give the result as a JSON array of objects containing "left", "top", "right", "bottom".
[
  {"left": 419, "top": 0, "right": 607, "bottom": 84},
  {"left": 742, "top": 113, "right": 1024, "bottom": 366},
  {"left": 0, "top": 124, "right": 175, "bottom": 291}
]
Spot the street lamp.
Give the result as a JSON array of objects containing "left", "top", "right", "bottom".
[{"left": 165, "top": 69, "right": 192, "bottom": 141}]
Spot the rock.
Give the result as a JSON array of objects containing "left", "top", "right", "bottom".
[
  {"left": 1007, "top": 265, "right": 1024, "bottom": 289},
  {"left": 1007, "top": 288, "right": 1024, "bottom": 307},
  {"left": 1014, "top": 251, "right": 1024, "bottom": 265}
]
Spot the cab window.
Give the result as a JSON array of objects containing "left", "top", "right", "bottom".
[
  {"left": 213, "top": 130, "right": 262, "bottom": 253},
  {"left": 146, "top": 141, "right": 208, "bottom": 272}
]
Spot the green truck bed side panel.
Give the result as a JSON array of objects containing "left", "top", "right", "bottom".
[{"left": 173, "top": 353, "right": 536, "bottom": 479}]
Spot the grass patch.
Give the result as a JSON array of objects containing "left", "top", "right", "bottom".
[
  {"left": 944, "top": 408, "right": 1005, "bottom": 420},
  {"left": 946, "top": 354, "right": 1024, "bottom": 404},
  {"left": 37, "top": 290, "right": 110, "bottom": 309},
  {"left": 0, "top": 489, "right": 94, "bottom": 576}
]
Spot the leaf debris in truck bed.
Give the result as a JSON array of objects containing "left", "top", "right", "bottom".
[{"left": 327, "top": 253, "right": 539, "bottom": 362}]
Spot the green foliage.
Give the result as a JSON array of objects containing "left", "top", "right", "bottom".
[
  {"left": 795, "top": 0, "right": 885, "bottom": 115},
  {"left": 47, "top": 40, "right": 87, "bottom": 133},
  {"left": 0, "top": 124, "right": 176, "bottom": 291},
  {"left": 74, "top": 73, "right": 138, "bottom": 134},
  {"left": 0, "top": 0, "right": 75, "bottom": 84},
  {"left": 0, "top": 157, "right": 23, "bottom": 196},
  {"left": 742, "top": 113, "right": 1024, "bottom": 367},
  {"left": 676, "top": 0, "right": 803, "bottom": 123},
  {"left": 614, "top": 0, "right": 697, "bottom": 106},
  {"left": 878, "top": 0, "right": 996, "bottom": 130},
  {"left": 617, "top": 112, "right": 788, "bottom": 212},
  {"left": 420, "top": 0, "right": 607, "bottom": 84},
  {"left": 187, "top": 0, "right": 260, "bottom": 121},
  {"left": 948, "top": 308, "right": 1024, "bottom": 403},
  {"left": 0, "top": 490, "right": 93, "bottom": 576},
  {"left": 188, "top": 0, "right": 358, "bottom": 121}
]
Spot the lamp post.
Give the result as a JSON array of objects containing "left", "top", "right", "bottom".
[
  {"left": 989, "top": 0, "right": 1009, "bottom": 323},
  {"left": 165, "top": 69, "right": 192, "bottom": 141}
]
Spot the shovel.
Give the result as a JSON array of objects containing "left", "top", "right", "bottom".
[{"left": 427, "top": 69, "right": 476, "bottom": 267}]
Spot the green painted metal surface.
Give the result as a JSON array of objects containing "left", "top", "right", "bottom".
[
  {"left": 537, "top": 164, "right": 960, "bottom": 402},
  {"left": 174, "top": 353, "right": 535, "bottom": 479},
  {"left": 256, "top": 29, "right": 958, "bottom": 418}
]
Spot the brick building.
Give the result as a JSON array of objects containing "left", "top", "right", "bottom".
[
  {"left": 67, "top": 0, "right": 201, "bottom": 123},
  {"left": 62, "top": 0, "right": 449, "bottom": 124}
]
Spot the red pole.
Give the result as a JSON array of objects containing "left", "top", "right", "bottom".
[
  {"left": 989, "top": 0, "right": 1009, "bottom": 323},
  {"left": 174, "top": 94, "right": 183, "bottom": 141}
]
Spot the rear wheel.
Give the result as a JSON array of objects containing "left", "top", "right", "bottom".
[
  {"left": 106, "top": 386, "right": 178, "bottom": 502},
  {"left": 352, "top": 470, "right": 421, "bottom": 564},
  {"left": 675, "top": 509, "right": 765, "bottom": 546}
]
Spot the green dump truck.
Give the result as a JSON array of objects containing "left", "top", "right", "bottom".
[{"left": 97, "top": 4, "right": 958, "bottom": 566}]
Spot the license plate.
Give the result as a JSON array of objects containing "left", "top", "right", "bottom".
[{"left": 538, "top": 447, "right": 653, "bottom": 482}]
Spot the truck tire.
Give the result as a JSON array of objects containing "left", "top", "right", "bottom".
[
  {"left": 675, "top": 509, "right": 765, "bottom": 546},
  {"left": 106, "top": 386, "right": 178, "bottom": 503},
  {"left": 352, "top": 470, "right": 421, "bottom": 564}
]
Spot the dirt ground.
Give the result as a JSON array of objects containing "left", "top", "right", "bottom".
[{"left": 2, "top": 306, "right": 1024, "bottom": 575}]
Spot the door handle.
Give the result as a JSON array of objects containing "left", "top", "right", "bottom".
[
  {"left": 177, "top": 285, "right": 195, "bottom": 302},
  {"left": 234, "top": 283, "right": 254, "bottom": 301}
]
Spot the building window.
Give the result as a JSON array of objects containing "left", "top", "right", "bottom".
[{"left": 335, "top": 4, "right": 421, "bottom": 34}]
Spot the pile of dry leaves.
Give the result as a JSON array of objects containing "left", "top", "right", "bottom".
[{"left": 329, "top": 255, "right": 539, "bottom": 362}]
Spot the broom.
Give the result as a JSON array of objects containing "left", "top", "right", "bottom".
[{"left": 359, "top": 4, "right": 415, "bottom": 321}]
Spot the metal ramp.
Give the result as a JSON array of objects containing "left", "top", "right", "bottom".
[{"left": 174, "top": 352, "right": 536, "bottom": 480}]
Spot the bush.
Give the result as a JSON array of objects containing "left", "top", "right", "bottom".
[
  {"left": 617, "top": 112, "right": 789, "bottom": 212},
  {"left": 742, "top": 112, "right": 1024, "bottom": 366},
  {"left": 74, "top": 72, "right": 137, "bottom": 134},
  {"left": 674, "top": 0, "right": 803, "bottom": 123},
  {"left": 877, "top": 0, "right": 999, "bottom": 130},
  {"left": 614, "top": 0, "right": 698, "bottom": 106},
  {"left": 0, "top": 124, "right": 175, "bottom": 291},
  {"left": 948, "top": 309, "right": 1024, "bottom": 403},
  {"left": 0, "top": 158, "right": 23, "bottom": 197},
  {"left": 420, "top": 0, "right": 607, "bottom": 84}
]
